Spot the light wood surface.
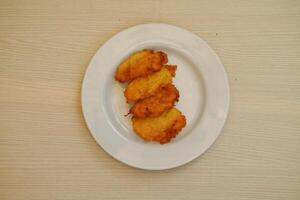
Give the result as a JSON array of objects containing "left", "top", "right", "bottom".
[{"left": 1, "top": 0, "right": 300, "bottom": 199}]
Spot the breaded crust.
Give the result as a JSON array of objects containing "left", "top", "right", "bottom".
[
  {"left": 124, "top": 67, "right": 176, "bottom": 103},
  {"left": 164, "top": 65, "right": 177, "bottom": 77},
  {"left": 115, "top": 49, "right": 168, "bottom": 82},
  {"left": 130, "top": 84, "right": 179, "bottom": 118},
  {"left": 132, "top": 108, "right": 186, "bottom": 144}
]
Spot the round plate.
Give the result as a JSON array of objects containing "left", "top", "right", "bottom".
[{"left": 82, "top": 23, "right": 230, "bottom": 170}]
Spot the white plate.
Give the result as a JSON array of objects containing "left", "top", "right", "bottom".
[{"left": 82, "top": 23, "right": 230, "bottom": 170}]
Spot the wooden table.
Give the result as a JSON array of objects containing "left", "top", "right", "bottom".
[{"left": 1, "top": 0, "right": 299, "bottom": 199}]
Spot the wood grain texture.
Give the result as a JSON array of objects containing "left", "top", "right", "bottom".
[{"left": 0, "top": 0, "right": 300, "bottom": 199}]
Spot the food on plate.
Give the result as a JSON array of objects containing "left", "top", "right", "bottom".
[
  {"left": 130, "top": 84, "right": 179, "bottom": 118},
  {"left": 114, "top": 49, "right": 186, "bottom": 144},
  {"left": 115, "top": 49, "right": 168, "bottom": 82},
  {"left": 124, "top": 67, "right": 176, "bottom": 103},
  {"left": 132, "top": 108, "right": 186, "bottom": 144}
]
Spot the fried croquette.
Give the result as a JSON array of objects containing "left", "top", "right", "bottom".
[
  {"left": 132, "top": 108, "right": 186, "bottom": 144},
  {"left": 115, "top": 49, "right": 168, "bottom": 82},
  {"left": 130, "top": 84, "right": 179, "bottom": 118},
  {"left": 124, "top": 67, "right": 176, "bottom": 103}
]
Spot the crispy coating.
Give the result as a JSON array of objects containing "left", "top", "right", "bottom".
[
  {"left": 130, "top": 84, "right": 179, "bottom": 118},
  {"left": 124, "top": 67, "right": 176, "bottom": 103},
  {"left": 164, "top": 65, "right": 177, "bottom": 77},
  {"left": 132, "top": 108, "right": 186, "bottom": 144},
  {"left": 115, "top": 49, "right": 168, "bottom": 82}
]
